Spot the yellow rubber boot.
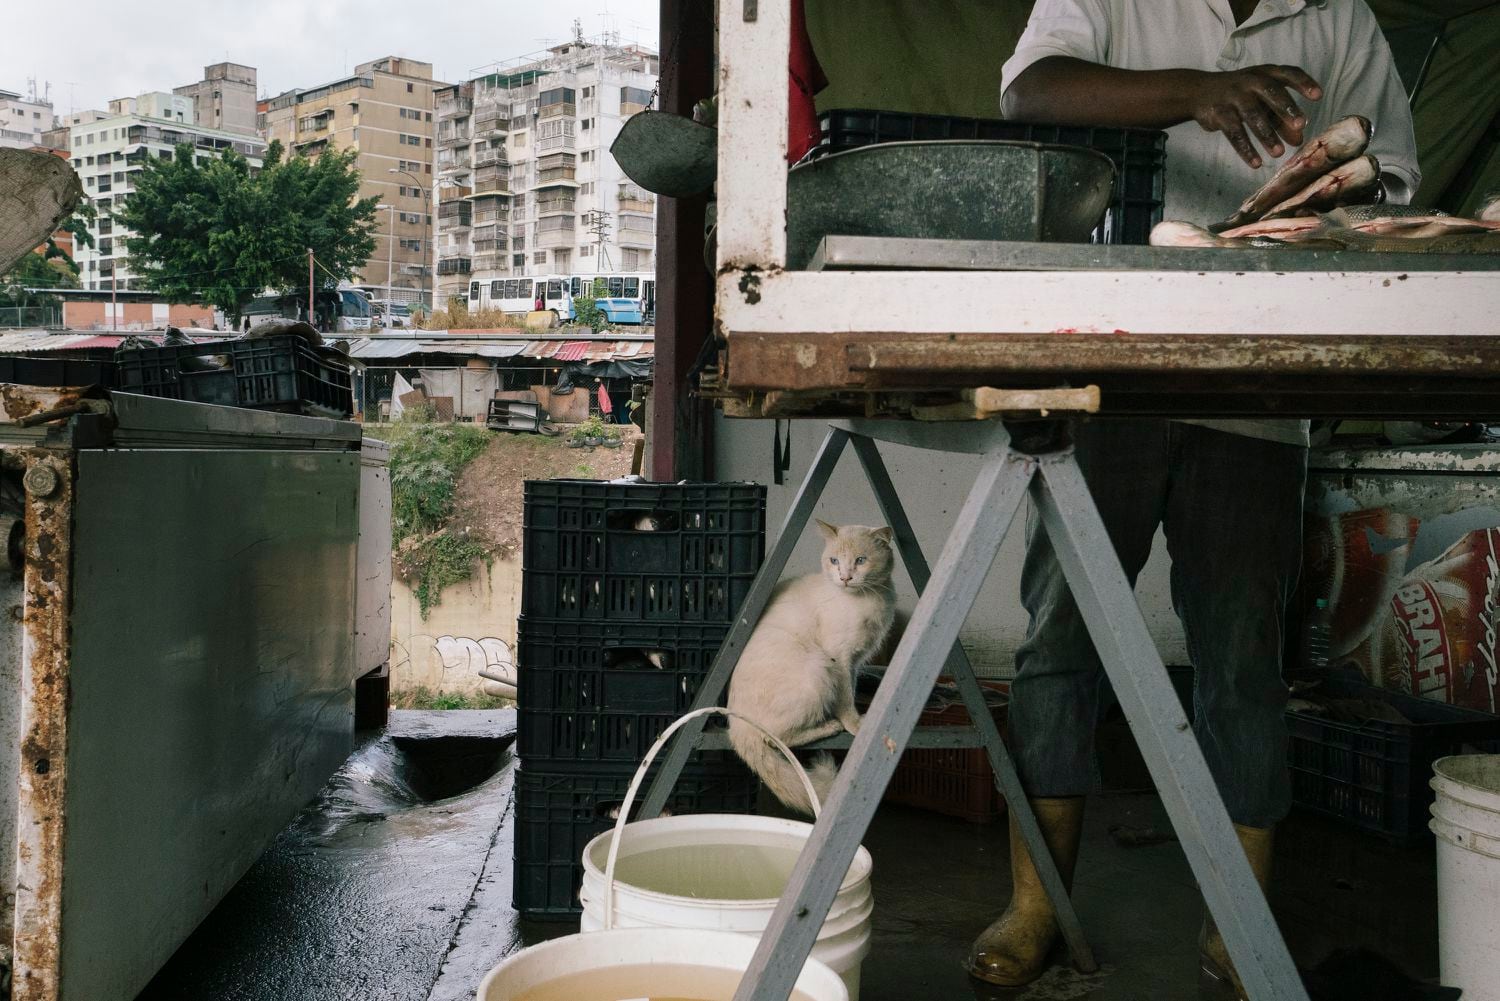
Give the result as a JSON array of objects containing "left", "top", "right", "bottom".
[
  {"left": 1199, "top": 824, "right": 1275, "bottom": 1000},
  {"left": 966, "top": 797, "right": 1086, "bottom": 987}
]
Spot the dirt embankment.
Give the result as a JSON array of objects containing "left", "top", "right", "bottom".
[{"left": 448, "top": 428, "right": 641, "bottom": 558}]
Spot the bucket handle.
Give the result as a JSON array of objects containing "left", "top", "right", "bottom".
[{"left": 602, "top": 706, "right": 822, "bottom": 929}]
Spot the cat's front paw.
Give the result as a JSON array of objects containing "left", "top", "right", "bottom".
[{"left": 842, "top": 714, "right": 862, "bottom": 736}]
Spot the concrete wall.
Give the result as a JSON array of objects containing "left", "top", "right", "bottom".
[
  {"left": 713, "top": 415, "right": 1189, "bottom": 677},
  {"left": 390, "top": 555, "right": 523, "bottom": 694}
]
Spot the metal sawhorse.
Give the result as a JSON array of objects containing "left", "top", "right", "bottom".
[{"left": 638, "top": 417, "right": 1309, "bottom": 1001}]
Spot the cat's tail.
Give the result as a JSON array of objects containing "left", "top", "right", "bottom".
[{"left": 727, "top": 720, "right": 834, "bottom": 817}]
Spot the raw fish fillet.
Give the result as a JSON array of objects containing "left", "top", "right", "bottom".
[
  {"left": 1212, "top": 115, "right": 1372, "bottom": 232},
  {"left": 1262, "top": 154, "right": 1380, "bottom": 220}
]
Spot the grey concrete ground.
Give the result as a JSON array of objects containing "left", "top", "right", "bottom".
[{"left": 137, "top": 710, "right": 1440, "bottom": 1001}]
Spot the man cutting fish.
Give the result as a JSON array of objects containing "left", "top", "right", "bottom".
[{"left": 967, "top": 0, "right": 1421, "bottom": 997}]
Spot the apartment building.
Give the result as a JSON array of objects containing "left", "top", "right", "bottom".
[
  {"left": 68, "top": 93, "right": 266, "bottom": 291},
  {"left": 261, "top": 56, "right": 444, "bottom": 307},
  {"left": 0, "top": 85, "right": 55, "bottom": 149},
  {"left": 431, "top": 36, "right": 659, "bottom": 306},
  {"left": 174, "top": 62, "right": 259, "bottom": 137}
]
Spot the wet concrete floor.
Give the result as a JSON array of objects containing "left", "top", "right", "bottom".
[{"left": 138, "top": 710, "right": 1440, "bottom": 1001}]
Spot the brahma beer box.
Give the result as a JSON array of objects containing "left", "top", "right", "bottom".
[{"left": 1300, "top": 445, "right": 1500, "bottom": 715}]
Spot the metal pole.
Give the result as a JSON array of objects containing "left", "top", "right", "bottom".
[
  {"left": 307, "top": 247, "right": 314, "bottom": 325},
  {"left": 386, "top": 203, "right": 395, "bottom": 307},
  {"left": 110, "top": 271, "right": 116, "bottom": 330}
]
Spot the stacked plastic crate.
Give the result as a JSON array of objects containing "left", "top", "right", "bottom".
[{"left": 513, "top": 479, "right": 766, "bottom": 919}]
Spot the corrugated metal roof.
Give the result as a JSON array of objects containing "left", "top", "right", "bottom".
[{"left": 344, "top": 336, "right": 652, "bottom": 364}]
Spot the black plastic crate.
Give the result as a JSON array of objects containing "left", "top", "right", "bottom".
[
  {"left": 514, "top": 764, "right": 757, "bottom": 920},
  {"left": 0, "top": 355, "right": 117, "bottom": 388},
  {"left": 522, "top": 480, "right": 765, "bottom": 623},
  {"left": 114, "top": 335, "right": 353, "bottom": 418},
  {"left": 516, "top": 618, "right": 739, "bottom": 766},
  {"left": 818, "top": 109, "right": 1168, "bottom": 246},
  {"left": 1287, "top": 675, "right": 1500, "bottom": 843}
]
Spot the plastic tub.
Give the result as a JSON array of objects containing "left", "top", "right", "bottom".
[{"left": 1429, "top": 754, "right": 1500, "bottom": 997}]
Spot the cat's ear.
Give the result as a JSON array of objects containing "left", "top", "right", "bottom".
[
  {"left": 815, "top": 519, "right": 839, "bottom": 540},
  {"left": 872, "top": 526, "right": 894, "bottom": 545}
]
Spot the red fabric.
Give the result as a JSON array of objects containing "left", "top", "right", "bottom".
[
  {"left": 597, "top": 383, "right": 613, "bottom": 415},
  {"left": 787, "top": 0, "right": 828, "bottom": 163}
]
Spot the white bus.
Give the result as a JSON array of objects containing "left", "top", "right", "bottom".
[{"left": 467, "top": 272, "right": 655, "bottom": 325}]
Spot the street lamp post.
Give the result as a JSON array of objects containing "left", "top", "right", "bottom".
[
  {"left": 376, "top": 202, "right": 395, "bottom": 318},
  {"left": 388, "top": 168, "right": 430, "bottom": 309}
]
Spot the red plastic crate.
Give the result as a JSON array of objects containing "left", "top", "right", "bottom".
[{"left": 862, "top": 679, "right": 1011, "bottom": 823}]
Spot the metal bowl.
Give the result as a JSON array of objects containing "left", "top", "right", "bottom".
[{"left": 786, "top": 140, "right": 1117, "bottom": 269}]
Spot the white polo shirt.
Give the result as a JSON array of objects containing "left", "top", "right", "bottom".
[{"left": 1002, "top": 0, "right": 1422, "bottom": 446}]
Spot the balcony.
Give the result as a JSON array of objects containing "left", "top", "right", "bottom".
[
  {"left": 437, "top": 94, "right": 473, "bottom": 118},
  {"left": 471, "top": 165, "right": 509, "bottom": 196},
  {"left": 536, "top": 230, "right": 575, "bottom": 250},
  {"left": 538, "top": 102, "right": 576, "bottom": 119},
  {"left": 620, "top": 101, "right": 650, "bottom": 117},
  {"left": 473, "top": 253, "right": 502, "bottom": 272},
  {"left": 472, "top": 238, "right": 499, "bottom": 254},
  {"left": 474, "top": 111, "right": 510, "bottom": 135},
  {"left": 438, "top": 184, "right": 473, "bottom": 203},
  {"left": 536, "top": 167, "right": 577, "bottom": 186},
  {"left": 618, "top": 195, "right": 655, "bottom": 214},
  {"left": 473, "top": 207, "right": 510, "bottom": 226},
  {"left": 537, "top": 133, "right": 576, "bottom": 153},
  {"left": 438, "top": 130, "right": 470, "bottom": 148},
  {"left": 438, "top": 203, "right": 472, "bottom": 228},
  {"left": 536, "top": 197, "right": 575, "bottom": 217},
  {"left": 436, "top": 257, "right": 472, "bottom": 276},
  {"left": 474, "top": 147, "right": 508, "bottom": 168}
]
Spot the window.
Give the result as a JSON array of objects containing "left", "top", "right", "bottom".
[
  {"left": 624, "top": 277, "right": 640, "bottom": 297},
  {"left": 512, "top": 132, "right": 527, "bottom": 148},
  {"left": 469, "top": 281, "right": 479, "bottom": 299},
  {"left": 581, "top": 151, "right": 592, "bottom": 163},
  {"left": 113, "top": 171, "right": 124, "bottom": 182},
  {"left": 85, "top": 156, "right": 94, "bottom": 166},
  {"left": 98, "top": 238, "right": 113, "bottom": 255},
  {"left": 425, "top": 138, "right": 432, "bottom": 148},
  {"left": 425, "top": 112, "right": 432, "bottom": 122},
  {"left": 400, "top": 133, "right": 420, "bottom": 145},
  {"left": 512, "top": 253, "right": 525, "bottom": 268},
  {"left": 533, "top": 251, "right": 547, "bottom": 265},
  {"left": 539, "top": 87, "right": 576, "bottom": 107},
  {"left": 581, "top": 86, "right": 593, "bottom": 99},
  {"left": 512, "top": 235, "right": 525, "bottom": 251},
  {"left": 425, "top": 163, "right": 431, "bottom": 173},
  {"left": 407, "top": 83, "right": 415, "bottom": 93},
  {"left": 579, "top": 244, "right": 593, "bottom": 257},
  {"left": 581, "top": 119, "right": 592, "bottom": 131},
  {"left": 621, "top": 86, "right": 654, "bottom": 107},
  {"left": 580, "top": 182, "right": 594, "bottom": 195}
]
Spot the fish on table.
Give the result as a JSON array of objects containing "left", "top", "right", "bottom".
[{"left": 1212, "top": 115, "right": 1372, "bottom": 232}]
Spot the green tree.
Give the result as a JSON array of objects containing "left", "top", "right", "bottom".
[
  {"left": 0, "top": 252, "right": 79, "bottom": 310},
  {"left": 117, "top": 140, "right": 379, "bottom": 324}
]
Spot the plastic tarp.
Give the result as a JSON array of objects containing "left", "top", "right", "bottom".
[
  {"left": 553, "top": 356, "right": 655, "bottom": 394},
  {"left": 419, "top": 367, "right": 501, "bottom": 420},
  {"left": 804, "top": 0, "right": 1500, "bottom": 214}
]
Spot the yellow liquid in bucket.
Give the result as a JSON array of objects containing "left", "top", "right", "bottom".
[
  {"left": 512, "top": 964, "right": 827, "bottom": 1001},
  {"left": 611, "top": 843, "right": 803, "bottom": 900}
]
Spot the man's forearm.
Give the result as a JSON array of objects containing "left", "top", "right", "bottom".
[{"left": 1003, "top": 57, "right": 1201, "bottom": 128}]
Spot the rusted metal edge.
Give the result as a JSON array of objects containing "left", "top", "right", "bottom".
[
  {"left": 721, "top": 331, "right": 1500, "bottom": 394},
  {"left": 12, "top": 448, "right": 73, "bottom": 1001}
]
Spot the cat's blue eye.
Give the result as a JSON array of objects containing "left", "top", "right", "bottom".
[
  {"left": 830, "top": 557, "right": 839, "bottom": 565},
  {"left": 855, "top": 557, "right": 866, "bottom": 566}
]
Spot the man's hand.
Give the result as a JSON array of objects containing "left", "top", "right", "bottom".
[
  {"left": 1004, "top": 57, "right": 1325, "bottom": 169},
  {"left": 1186, "top": 65, "right": 1323, "bottom": 168}
]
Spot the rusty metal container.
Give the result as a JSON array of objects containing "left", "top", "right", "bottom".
[{"left": 0, "top": 389, "right": 389, "bottom": 1001}]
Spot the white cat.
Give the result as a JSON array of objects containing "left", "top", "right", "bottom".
[{"left": 727, "top": 520, "right": 897, "bottom": 815}]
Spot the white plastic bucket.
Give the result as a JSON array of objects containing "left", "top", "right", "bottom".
[
  {"left": 476, "top": 926, "right": 848, "bottom": 1001},
  {"left": 1429, "top": 753, "right": 1500, "bottom": 998},
  {"left": 580, "top": 708, "right": 875, "bottom": 1001}
]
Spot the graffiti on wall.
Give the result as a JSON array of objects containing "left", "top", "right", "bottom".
[{"left": 432, "top": 635, "right": 517, "bottom": 683}]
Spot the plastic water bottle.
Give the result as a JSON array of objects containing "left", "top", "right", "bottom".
[{"left": 1300, "top": 598, "right": 1332, "bottom": 673}]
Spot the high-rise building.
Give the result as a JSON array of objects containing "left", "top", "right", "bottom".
[
  {"left": 67, "top": 93, "right": 266, "bottom": 291},
  {"left": 0, "top": 83, "right": 55, "bottom": 149},
  {"left": 431, "top": 35, "right": 659, "bottom": 307},
  {"left": 261, "top": 56, "right": 444, "bottom": 306},
  {"left": 174, "top": 63, "right": 259, "bottom": 137}
]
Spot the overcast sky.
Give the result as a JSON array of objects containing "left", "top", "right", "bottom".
[{"left": 3, "top": 0, "right": 660, "bottom": 116}]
